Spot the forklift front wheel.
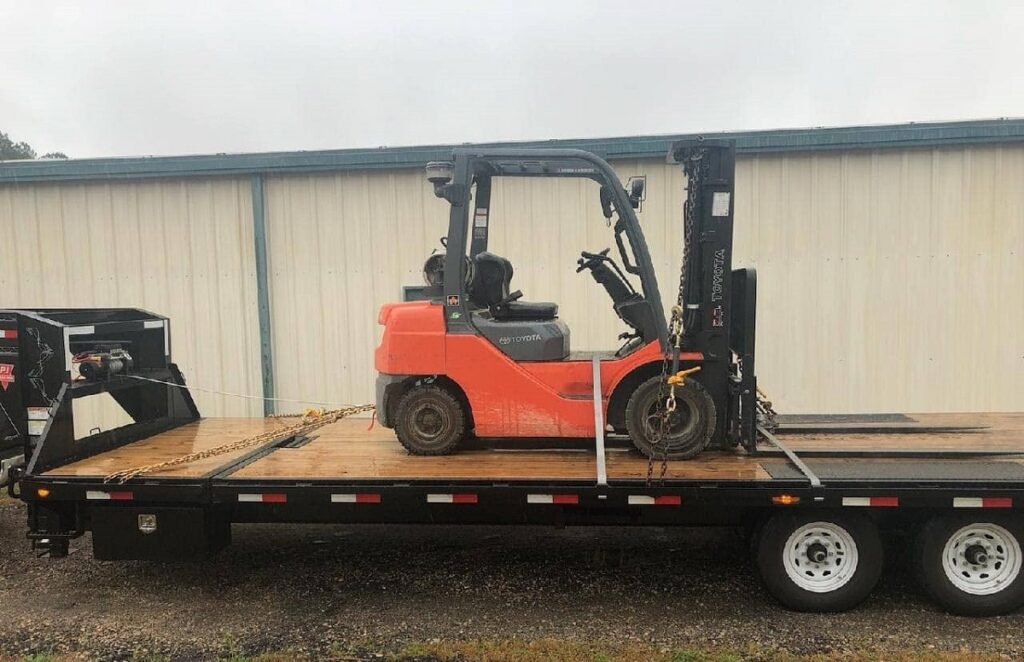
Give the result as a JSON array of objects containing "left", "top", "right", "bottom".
[
  {"left": 394, "top": 384, "right": 468, "bottom": 455},
  {"left": 624, "top": 375, "right": 716, "bottom": 459}
]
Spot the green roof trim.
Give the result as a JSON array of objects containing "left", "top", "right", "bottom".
[{"left": 2, "top": 118, "right": 1023, "bottom": 184}]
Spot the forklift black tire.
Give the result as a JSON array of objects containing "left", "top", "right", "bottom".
[
  {"left": 394, "top": 384, "right": 467, "bottom": 456},
  {"left": 624, "top": 375, "right": 715, "bottom": 460},
  {"left": 915, "top": 513, "right": 1024, "bottom": 616},
  {"left": 756, "top": 511, "right": 883, "bottom": 612}
]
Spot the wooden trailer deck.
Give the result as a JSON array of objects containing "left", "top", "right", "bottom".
[{"left": 43, "top": 413, "right": 1024, "bottom": 483}]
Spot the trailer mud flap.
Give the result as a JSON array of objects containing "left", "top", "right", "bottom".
[{"left": 91, "top": 506, "right": 230, "bottom": 561}]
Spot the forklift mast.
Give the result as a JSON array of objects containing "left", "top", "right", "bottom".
[{"left": 671, "top": 139, "right": 758, "bottom": 449}]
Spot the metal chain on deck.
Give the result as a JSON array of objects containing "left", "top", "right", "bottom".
[
  {"left": 103, "top": 405, "right": 374, "bottom": 483},
  {"left": 756, "top": 387, "right": 780, "bottom": 437}
]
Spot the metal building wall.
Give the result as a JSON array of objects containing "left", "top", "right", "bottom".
[
  {"left": 0, "top": 177, "right": 264, "bottom": 429},
  {"left": 264, "top": 144, "right": 1024, "bottom": 414},
  {"left": 2, "top": 141, "right": 1021, "bottom": 424}
]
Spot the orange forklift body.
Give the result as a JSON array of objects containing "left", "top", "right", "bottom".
[{"left": 375, "top": 301, "right": 701, "bottom": 438}]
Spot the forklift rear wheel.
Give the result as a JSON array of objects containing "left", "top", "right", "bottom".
[
  {"left": 394, "top": 384, "right": 467, "bottom": 455},
  {"left": 624, "top": 375, "right": 716, "bottom": 459},
  {"left": 756, "top": 511, "right": 883, "bottom": 612},
  {"left": 915, "top": 514, "right": 1024, "bottom": 616}
]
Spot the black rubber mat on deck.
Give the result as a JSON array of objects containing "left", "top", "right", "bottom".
[
  {"left": 764, "top": 461, "right": 1024, "bottom": 482},
  {"left": 776, "top": 413, "right": 916, "bottom": 424}
]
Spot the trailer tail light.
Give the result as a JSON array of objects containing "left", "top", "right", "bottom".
[
  {"left": 86, "top": 490, "right": 134, "bottom": 501},
  {"left": 0, "top": 329, "right": 17, "bottom": 339},
  {"left": 238, "top": 493, "right": 287, "bottom": 503},
  {"left": 954, "top": 497, "right": 1013, "bottom": 509},
  {"left": 427, "top": 493, "right": 478, "bottom": 504},
  {"left": 771, "top": 494, "right": 800, "bottom": 506},
  {"left": 628, "top": 495, "right": 682, "bottom": 506},
  {"left": 527, "top": 494, "right": 579, "bottom": 505},
  {"left": 842, "top": 496, "right": 899, "bottom": 507},
  {"left": 332, "top": 493, "right": 382, "bottom": 504}
]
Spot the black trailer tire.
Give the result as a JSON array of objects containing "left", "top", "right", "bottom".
[
  {"left": 624, "top": 375, "right": 715, "bottom": 460},
  {"left": 915, "top": 514, "right": 1024, "bottom": 616},
  {"left": 394, "top": 384, "right": 467, "bottom": 455},
  {"left": 756, "top": 511, "right": 883, "bottom": 612}
]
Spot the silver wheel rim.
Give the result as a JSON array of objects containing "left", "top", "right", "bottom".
[
  {"left": 782, "top": 522, "right": 859, "bottom": 593},
  {"left": 942, "top": 523, "right": 1022, "bottom": 596}
]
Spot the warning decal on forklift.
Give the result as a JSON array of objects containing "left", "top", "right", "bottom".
[
  {"left": 712, "top": 192, "right": 731, "bottom": 217},
  {"left": 0, "top": 364, "right": 13, "bottom": 391},
  {"left": 447, "top": 295, "right": 460, "bottom": 306}
]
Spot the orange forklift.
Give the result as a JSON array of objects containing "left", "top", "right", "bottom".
[{"left": 374, "top": 140, "right": 761, "bottom": 459}]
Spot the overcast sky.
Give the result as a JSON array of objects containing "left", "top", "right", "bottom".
[{"left": 3, "top": 0, "right": 1023, "bottom": 159}]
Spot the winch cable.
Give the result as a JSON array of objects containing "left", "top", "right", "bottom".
[
  {"left": 124, "top": 374, "right": 361, "bottom": 409},
  {"left": 98, "top": 375, "right": 373, "bottom": 483}
]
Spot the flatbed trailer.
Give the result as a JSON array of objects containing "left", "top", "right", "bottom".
[{"left": 7, "top": 316, "right": 1024, "bottom": 617}]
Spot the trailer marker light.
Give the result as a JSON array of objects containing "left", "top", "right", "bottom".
[
  {"left": 628, "top": 495, "right": 682, "bottom": 506},
  {"left": 86, "top": 490, "right": 134, "bottom": 501},
  {"left": 427, "top": 493, "right": 478, "bottom": 504},
  {"left": 771, "top": 494, "right": 800, "bottom": 506},
  {"left": 332, "top": 493, "right": 381, "bottom": 504},
  {"left": 954, "top": 497, "right": 1013, "bottom": 509},
  {"left": 842, "top": 496, "right": 899, "bottom": 507},
  {"left": 36, "top": 488, "right": 50, "bottom": 498},
  {"left": 527, "top": 494, "right": 579, "bottom": 505},
  {"left": 238, "top": 493, "right": 287, "bottom": 503}
]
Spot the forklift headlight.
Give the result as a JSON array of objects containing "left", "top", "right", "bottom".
[
  {"left": 426, "top": 161, "right": 454, "bottom": 197},
  {"left": 425, "top": 161, "right": 454, "bottom": 185}
]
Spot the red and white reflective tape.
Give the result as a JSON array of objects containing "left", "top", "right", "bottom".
[
  {"left": 953, "top": 497, "right": 1013, "bottom": 509},
  {"left": 237, "top": 493, "right": 287, "bottom": 503},
  {"left": 527, "top": 494, "right": 579, "bottom": 505},
  {"left": 0, "top": 330, "right": 17, "bottom": 339},
  {"left": 86, "top": 490, "right": 133, "bottom": 501},
  {"left": 426, "top": 493, "right": 478, "bottom": 504},
  {"left": 628, "top": 495, "right": 682, "bottom": 506},
  {"left": 331, "top": 493, "right": 381, "bottom": 504},
  {"left": 842, "top": 496, "right": 899, "bottom": 508}
]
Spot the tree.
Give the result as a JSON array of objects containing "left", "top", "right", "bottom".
[{"left": 0, "top": 131, "right": 68, "bottom": 160}]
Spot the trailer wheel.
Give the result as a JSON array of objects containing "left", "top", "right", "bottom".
[
  {"left": 756, "top": 511, "right": 883, "bottom": 612},
  {"left": 916, "top": 514, "right": 1024, "bottom": 616},
  {"left": 624, "top": 375, "right": 715, "bottom": 459},
  {"left": 394, "top": 384, "right": 467, "bottom": 455}
]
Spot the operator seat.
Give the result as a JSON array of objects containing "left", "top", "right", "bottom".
[{"left": 469, "top": 252, "right": 558, "bottom": 321}]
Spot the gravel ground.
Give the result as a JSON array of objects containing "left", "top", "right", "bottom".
[{"left": 1, "top": 495, "right": 1023, "bottom": 661}]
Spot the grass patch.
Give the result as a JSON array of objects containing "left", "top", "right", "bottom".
[
  {"left": 388, "top": 640, "right": 1009, "bottom": 662},
  {"left": 1, "top": 642, "right": 1010, "bottom": 662}
]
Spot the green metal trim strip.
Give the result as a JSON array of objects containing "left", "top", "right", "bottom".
[
  {"left": 250, "top": 174, "right": 275, "bottom": 416},
  {"left": 2, "top": 118, "right": 1023, "bottom": 184}
]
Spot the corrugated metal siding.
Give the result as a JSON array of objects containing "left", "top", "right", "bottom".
[
  {"left": 265, "top": 144, "right": 1024, "bottom": 414},
  {"left": 0, "top": 177, "right": 263, "bottom": 433}
]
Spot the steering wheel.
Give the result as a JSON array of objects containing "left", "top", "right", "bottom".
[{"left": 576, "top": 248, "right": 611, "bottom": 273}]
